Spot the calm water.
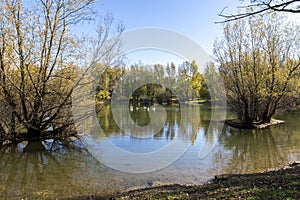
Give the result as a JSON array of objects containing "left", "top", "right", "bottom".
[{"left": 0, "top": 104, "right": 299, "bottom": 199}]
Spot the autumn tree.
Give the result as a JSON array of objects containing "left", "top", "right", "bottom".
[
  {"left": 214, "top": 13, "right": 300, "bottom": 127},
  {"left": 94, "top": 61, "right": 208, "bottom": 104},
  {"left": 189, "top": 61, "right": 204, "bottom": 100},
  {"left": 96, "top": 65, "right": 123, "bottom": 100},
  {"left": 177, "top": 61, "right": 204, "bottom": 100},
  {"left": 201, "top": 62, "right": 219, "bottom": 100},
  {"left": 0, "top": 0, "right": 122, "bottom": 143}
]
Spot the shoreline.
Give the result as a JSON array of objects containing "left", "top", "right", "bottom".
[
  {"left": 72, "top": 161, "right": 300, "bottom": 200},
  {"left": 114, "top": 161, "right": 300, "bottom": 199}
]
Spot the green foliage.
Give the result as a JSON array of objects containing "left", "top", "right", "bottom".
[
  {"left": 96, "top": 65, "right": 123, "bottom": 100},
  {"left": 95, "top": 61, "right": 209, "bottom": 103}
]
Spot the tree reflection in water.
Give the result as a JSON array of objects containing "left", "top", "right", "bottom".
[
  {"left": 216, "top": 121, "right": 300, "bottom": 174},
  {"left": 0, "top": 139, "right": 119, "bottom": 199},
  {"left": 0, "top": 106, "right": 298, "bottom": 199},
  {"left": 98, "top": 103, "right": 203, "bottom": 144}
]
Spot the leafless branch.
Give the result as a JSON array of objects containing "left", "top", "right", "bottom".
[{"left": 217, "top": 0, "right": 300, "bottom": 23}]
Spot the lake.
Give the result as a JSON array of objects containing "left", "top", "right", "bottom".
[{"left": 0, "top": 104, "right": 299, "bottom": 199}]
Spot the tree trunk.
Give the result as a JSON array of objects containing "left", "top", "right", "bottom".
[
  {"left": 24, "top": 141, "right": 46, "bottom": 153},
  {"left": 27, "top": 128, "right": 42, "bottom": 141}
]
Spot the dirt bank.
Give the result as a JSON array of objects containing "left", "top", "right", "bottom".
[
  {"left": 111, "top": 162, "right": 300, "bottom": 200},
  {"left": 68, "top": 161, "right": 300, "bottom": 200}
]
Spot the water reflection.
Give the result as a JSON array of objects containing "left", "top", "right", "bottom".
[
  {"left": 98, "top": 104, "right": 203, "bottom": 147},
  {"left": 216, "top": 113, "right": 300, "bottom": 174},
  {"left": 218, "top": 128, "right": 286, "bottom": 173},
  {"left": 0, "top": 140, "right": 121, "bottom": 199},
  {"left": 0, "top": 105, "right": 299, "bottom": 199}
]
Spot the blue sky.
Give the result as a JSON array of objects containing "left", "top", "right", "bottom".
[
  {"left": 94, "top": 0, "right": 239, "bottom": 65},
  {"left": 96, "top": 0, "right": 237, "bottom": 52},
  {"left": 90, "top": 0, "right": 299, "bottom": 66}
]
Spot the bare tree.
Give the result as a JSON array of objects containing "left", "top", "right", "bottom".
[
  {"left": 218, "top": 0, "right": 300, "bottom": 23},
  {"left": 0, "top": 0, "right": 123, "bottom": 143}
]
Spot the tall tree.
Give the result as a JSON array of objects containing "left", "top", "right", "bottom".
[
  {"left": 177, "top": 61, "right": 204, "bottom": 100},
  {"left": 214, "top": 13, "right": 300, "bottom": 127},
  {"left": 96, "top": 65, "right": 123, "bottom": 100},
  {"left": 189, "top": 61, "right": 204, "bottom": 100},
  {"left": 0, "top": 0, "right": 122, "bottom": 143}
]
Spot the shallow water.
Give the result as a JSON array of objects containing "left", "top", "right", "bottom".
[{"left": 0, "top": 104, "right": 299, "bottom": 199}]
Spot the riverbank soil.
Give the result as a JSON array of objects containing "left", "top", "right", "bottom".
[{"left": 108, "top": 162, "right": 300, "bottom": 200}]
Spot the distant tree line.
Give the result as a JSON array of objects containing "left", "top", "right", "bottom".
[{"left": 95, "top": 61, "right": 211, "bottom": 104}]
